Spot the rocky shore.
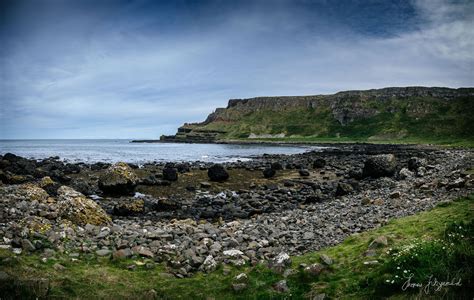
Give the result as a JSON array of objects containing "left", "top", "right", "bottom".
[{"left": 0, "top": 144, "right": 472, "bottom": 278}]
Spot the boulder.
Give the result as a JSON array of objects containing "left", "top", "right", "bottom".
[
  {"left": 208, "top": 164, "right": 229, "bottom": 181},
  {"left": 263, "top": 167, "right": 276, "bottom": 178},
  {"left": 162, "top": 167, "right": 178, "bottom": 181},
  {"left": 408, "top": 157, "right": 425, "bottom": 171},
  {"left": 57, "top": 186, "right": 111, "bottom": 226},
  {"left": 335, "top": 182, "right": 353, "bottom": 197},
  {"left": 14, "top": 184, "right": 50, "bottom": 202},
  {"left": 313, "top": 158, "right": 326, "bottom": 169},
  {"left": 269, "top": 252, "right": 291, "bottom": 273},
  {"left": 362, "top": 154, "right": 397, "bottom": 178},
  {"left": 271, "top": 162, "right": 284, "bottom": 171},
  {"left": 399, "top": 168, "right": 414, "bottom": 179},
  {"left": 299, "top": 169, "right": 310, "bottom": 177},
  {"left": 98, "top": 162, "right": 138, "bottom": 195},
  {"left": 113, "top": 199, "right": 145, "bottom": 216}
]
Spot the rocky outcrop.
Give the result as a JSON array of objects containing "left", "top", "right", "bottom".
[
  {"left": 362, "top": 154, "right": 397, "bottom": 178},
  {"left": 57, "top": 186, "right": 111, "bottom": 226},
  {"left": 98, "top": 162, "right": 138, "bottom": 195},
  {"left": 160, "top": 87, "right": 474, "bottom": 142}
]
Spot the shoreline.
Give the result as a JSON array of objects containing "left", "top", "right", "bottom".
[{"left": 0, "top": 144, "right": 472, "bottom": 296}]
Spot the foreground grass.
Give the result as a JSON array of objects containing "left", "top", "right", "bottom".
[{"left": 1, "top": 195, "right": 473, "bottom": 299}]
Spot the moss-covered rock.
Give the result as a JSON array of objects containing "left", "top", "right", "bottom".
[
  {"left": 14, "top": 183, "right": 50, "bottom": 203},
  {"left": 57, "top": 186, "right": 111, "bottom": 226},
  {"left": 98, "top": 162, "right": 138, "bottom": 195}
]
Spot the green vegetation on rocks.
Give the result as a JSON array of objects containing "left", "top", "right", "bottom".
[{"left": 165, "top": 87, "right": 474, "bottom": 146}]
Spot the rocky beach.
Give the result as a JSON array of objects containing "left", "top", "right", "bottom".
[{"left": 1, "top": 143, "right": 472, "bottom": 287}]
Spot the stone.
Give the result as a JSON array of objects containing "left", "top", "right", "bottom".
[
  {"left": 208, "top": 164, "right": 229, "bottom": 181},
  {"left": 312, "top": 158, "right": 326, "bottom": 169},
  {"left": 234, "top": 273, "right": 248, "bottom": 282},
  {"left": 369, "top": 236, "right": 388, "bottom": 248},
  {"left": 162, "top": 167, "right": 178, "bottom": 181},
  {"left": 269, "top": 252, "right": 291, "bottom": 273},
  {"left": 263, "top": 167, "right": 276, "bottom": 178},
  {"left": 200, "top": 182, "right": 211, "bottom": 188},
  {"left": 304, "top": 263, "right": 324, "bottom": 276},
  {"left": 98, "top": 162, "right": 138, "bottom": 195},
  {"left": 223, "top": 249, "right": 244, "bottom": 257},
  {"left": 335, "top": 182, "right": 353, "bottom": 197},
  {"left": 273, "top": 280, "right": 289, "bottom": 293},
  {"left": 362, "top": 154, "right": 397, "bottom": 178},
  {"left": 132, "top": 246, "right": 154, "bottom": 258},
  {"left": 232, "top": 283, "right": 247, "bottom": 292},
  {"left": 53, "top": 263, "right": 66, "bottom": 271},
  {"left": 271, "top": 162, "right": 283, "bottom": 171},
  {"left": 113, "top": 200, "right": 145, "bottom": 216},
  {"left": 408, "top": 157, "right": 425, "bottom": 171},
  {"left": 320, "top": 254, "right": 333, "bottom": 266},
  {"left": 361, "top": 197, "right": 371, "bottom": 205},
  {"left": 399, "top": 168, "right": 414, "bottom": 179},
  {"left": 312, "top": 293, "right": 326, "bottom": 300},
  {"left": 200, "top": 255, "right": 217, "bottom": 273},
  {"left": 389, "top": 191, "right": 401, "bottom": 198},
  {"left": 22, "top": 239, "right": 35, "bottom": 252},
  {"left": 299, "top": 169, "right": 310, "bottom": 177},
  {"left": 113, "top": 248, "right": 133, "bottom": 260},
  {"left": 57, "top": 186, "right": 111, "bottom": 226},
  {"left": 96, "top": 249, "right": 112, "bottom": 257}
]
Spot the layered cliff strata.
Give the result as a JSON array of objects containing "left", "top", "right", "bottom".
[{"left": 162, "top": 87, "right": 474, "bottom": 142}]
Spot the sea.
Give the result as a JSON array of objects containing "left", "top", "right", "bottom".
[{"left": 0, "top": 139, "right": 323, "bottom": 164}]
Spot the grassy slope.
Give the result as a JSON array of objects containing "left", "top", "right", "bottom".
[
  {"left": 1, "top": 195, "right": 473, "bottom": 299},
  {"left": 198, "top": 96, "right": 474, "bottom": 146}
]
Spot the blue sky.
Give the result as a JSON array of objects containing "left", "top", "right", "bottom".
[{"left": 1, "top": 0, "right": 473, "bottom": 139}]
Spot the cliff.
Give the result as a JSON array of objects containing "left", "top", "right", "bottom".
[{"left": 162, "top": 87, "right": 474, "bottom": 143}]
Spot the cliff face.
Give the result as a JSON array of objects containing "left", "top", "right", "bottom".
[{"left": 162, "top": 87, "right": 474, "bottom": 142}]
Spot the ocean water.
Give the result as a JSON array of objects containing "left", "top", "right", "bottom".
[{"left": 0, "top": 139, "right": 322, "bottom": 164}]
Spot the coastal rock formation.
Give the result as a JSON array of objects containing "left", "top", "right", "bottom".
[
  {"left": 158, "top": 87, "right": 474, "bottom": 143},
  {"left": 98, "top": 162, "right": 138, "bottom": 195},
  {"left": 362, "top": 154, "right": 397, "bottom": 178},
  {"left": 208, "top": 164, "right": 229, "bottom": 181},
  {"left": 57, "top": 186, "right": 111, "bottom": 226}
]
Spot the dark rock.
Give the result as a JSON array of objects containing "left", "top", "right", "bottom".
[
  {"left": 299, "top": 169, "right": 310, "bottom": 177},
  {"left": 273, "top": 280, "right": 289, "bottom": 293},
  {"left": 162, "top": 167, "right": 178, "bottom": 181},
  {"left": 313, "top": 158, "right": 326, "bottom": 169},
  {"left": 208, "top": 164, "right": 229, "bottom": 182},
  {"left": 271, "top": 162, "right": 283, "bottom": 171},
  {"left": 408, "top": 157, "right": 425, "bottom": 171},
  {"left": 362, "top": 154, "right": 397, "bottom": 178},
  {"left": 263, "top": 167, "right": 276, "bottom": 178},
  {"left": 335, "top": 182, "right": 353, "bottom": 197}
]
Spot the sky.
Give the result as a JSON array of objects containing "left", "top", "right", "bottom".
[{"left": 1, "top": 0, "right": 473, "bottom": 139}]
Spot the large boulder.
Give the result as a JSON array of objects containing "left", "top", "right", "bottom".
[
  {"left": 162, "top": 167, "right": 178, "bottom": 181},
  {"left": 313, "top": 158, "right": 326, "bottom": 169},
  {"left": 263, "top": 167, "right": 276, "bottom": 178},
  {"left": 208, "top": 164, "right": 229, "bottom": 182},
  {"left": 362, "top": 154, "right": 397, "bottom": 178},
  {"left": 408, "top": 157, "right": 426, "bottom": 171},
  {"left": 57, "top": 186, "right": 111, "bottom": 226},
  {"left": 98, "top": 162, "right": 138, "bottom": 195}
]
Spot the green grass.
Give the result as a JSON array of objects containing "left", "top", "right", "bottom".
[{"left": 1, "top": 195, "right": 473, "bottom": 299}]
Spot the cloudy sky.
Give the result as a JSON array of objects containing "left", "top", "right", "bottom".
[{"left": 1, "top": 0, "right": 473, "bottom": 139}]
